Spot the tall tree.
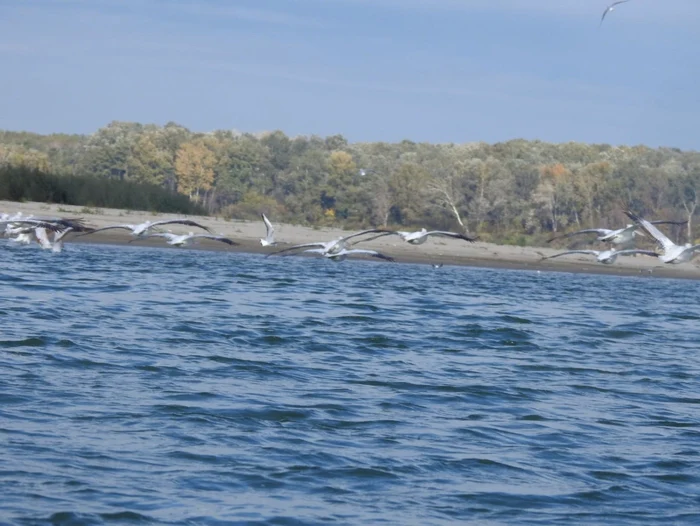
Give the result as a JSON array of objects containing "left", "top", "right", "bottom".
[{"left": 175, "top": 140, "right": 216, "bottom": 203}]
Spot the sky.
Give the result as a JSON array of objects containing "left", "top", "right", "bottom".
[{"left": 1, "top": 0, "right": 699, "bottom": 149}]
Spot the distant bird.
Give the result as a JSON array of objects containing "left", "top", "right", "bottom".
[
  {"left": 547, "top": 220, "right": 686, "bottom": 247},
  {"left": 267, "top": 229, "right": 393, "bottom": 257},
  {"left": 624, "top": 210, "right": 700, "bottom": 264},
  {"left": 7, "top": 233, "right": 33, "bottom": 245},
  {"left": 600, "top": 0, "right": 631, "bottom": 27},
  {"left": 432, "top": 263, "right": 444, "bottom": 269},
  {"left": 78, "top": 219, "right": 211, "bottom": 238},
  {"left": 260, "top": 213, "right": 280, "bottom": 247},
  {"left": 302, "top": 247, "right": 394, "bottom": 263},
  {"left": 129, "top": 232, "right": 238, "bottom": 247},
  {"left": 366, "top": 228, "right": 477, "bottom": 245},
  {"left": 540, "top": 247, "right": 658, "bottom": 265},
  {"left": 1, "top": 217, "right": 83, "bottom": 234}
]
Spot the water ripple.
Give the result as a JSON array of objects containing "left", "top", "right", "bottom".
[{"left": 2, "top": 243, "right": 700, "bottom": 524}]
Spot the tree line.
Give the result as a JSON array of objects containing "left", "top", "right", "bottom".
[
  {"left": 1, "top": 122, "right": 698, "bottom": 245},
  {"left": 0, "top": 165, "right": 204, "bottom": 215}
]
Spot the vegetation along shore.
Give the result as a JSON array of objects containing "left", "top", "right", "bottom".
[{"left": 1, "top": 121, "right": 699, "bottom": 279}]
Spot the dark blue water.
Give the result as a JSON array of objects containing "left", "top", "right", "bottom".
[{"left": 2, "top": 242, "right": 700, "bottom": 525}]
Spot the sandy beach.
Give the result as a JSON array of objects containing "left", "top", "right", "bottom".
[{"left": 3, "top": 200, "right": 700, "bottom": 280}]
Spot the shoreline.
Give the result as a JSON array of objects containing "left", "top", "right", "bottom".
[{"left": 4, "top": 200, "right": 700, "bottom": 281}]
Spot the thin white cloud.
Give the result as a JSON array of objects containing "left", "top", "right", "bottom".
[
  {"left": 13, "top": 0, "right": 324, "bottom": 28},
  {"left": 172, "top": 3, "right": 324, "bottom": 28}
]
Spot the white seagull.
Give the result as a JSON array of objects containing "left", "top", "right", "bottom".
[
  {"left": 624, "top": 210, "right": 700, "bottom": 264},
  {"left": 600, "top": 0, "right": 631, "bottom": 27},
  {"left": 1, "top": 217, "right": 83, "bottom": 234},
  {"left": 34, "top": 227, "right": 75, "bottom": 253},
  {"left": 260, "top": 213, "right": 280, "bottom": 247},
  {"left": 365, "top": 228, "right": 477, "bottom": 245},
  {"left": 267, "top": 229, "right": 393, "bottom": 257},
  {"left": 547, "top": 220, "right": 685, "bottom": 247},
  {"left": 301, "top": 247, "right": 394, "bottom": 263},
  {"left": 540, "top": 247, "right": 658, "bottom": 265},
  {"left": 78, "top": 219, "right": 211, "bottom": 238},
  {"left": 129, "top": 231, "right": 238, "bottom": 247}
]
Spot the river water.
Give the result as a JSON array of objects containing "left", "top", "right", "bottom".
[{"left": 2, "top": 242, "right": 699, "bottom": 525}]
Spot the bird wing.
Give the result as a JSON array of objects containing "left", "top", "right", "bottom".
[
  {"left": 547, "top": 229, "right": 612, "bottom": 243},
  {"left": 53, "top": 227, "right": 75, "bottom": 243},
  {"left": 624, "top": 210, "right": 675, "bottom": 251},
  {"left": 614, "top": 249, "right": 659, "bottom": 257},
  {"left": 266, "top": 242, "right": 326, "bottom": 257},
  {"left": 191, "top": 234, "right": 238, "bottom": 246},
  {"left": 261, "top": 213, "right": 274, "bottom": 240},
  {"left": 425, "top": 231, "right": 478, "bottom": 242},
  {"left": 350, "top": 231, "right": 399, "bottom": 245},
  {"left": 649, "top": 219, "right": 688, "bottom": 226},
  {"left": 601, "top": 0, "right": 631, "bottom": 24},
  {"left": 150, "top": 219, "right": 212, "bottom": 233},
  {"left": 34, "top": 227, "right": 53, "bottom": 249},
  {"left": 1, "top": 219, "right": 66, "bottom": 232},
  {"left": 128, "top": 233, "right": 172, "bottom": 243},
  {"left": 76, "top": 225, "right": 135, "bottom": 236},
  {"left": 340, "top": 228, "right": 395, "bottom": 244},
  {"left": 541, "top": 250, "right": 600, "bottom": 260},
  {"left": 339, "top": 248, "right": 395, "bottom": 262}
]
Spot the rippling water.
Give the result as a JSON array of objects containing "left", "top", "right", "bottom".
[{"left": 2, "top": 242, "right": 700, "bottom": 525}]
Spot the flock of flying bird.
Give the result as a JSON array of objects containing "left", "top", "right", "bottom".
[
  {"left": 2, "top": 209, "right": 699, "bottom": 269},
  {"left": 541, "top": 213, "right": 699, "bottom": 266},
  {"left": 0, "top": 211, "right": 478, "bottom": 263}
]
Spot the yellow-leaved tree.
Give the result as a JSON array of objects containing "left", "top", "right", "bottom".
[{"left": 174, "top": 140, "right": 215, "bottom": 203}]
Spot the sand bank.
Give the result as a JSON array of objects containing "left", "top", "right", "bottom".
[{"left": 3, "top": 200, "right": 700, "bottom": 280}]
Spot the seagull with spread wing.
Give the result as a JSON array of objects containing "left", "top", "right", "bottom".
[
  {"left": 129, "top": 231, "right": 238, "bottom": 248},
  {"left": 77, "top": 219, "right": 212, "bottom": 238},
  {"left": 33, "top": 227, "right": 76, "bottom": 253},
  {"left": 266, "top": 228, "right": 393, "bottom": 258},
  {"left": 600, "top": 0, "right": 631, "bottom": 27},
  {"left": 624, "top": 210, "right": 700, "bottom": 264},
  {"left": 363, "top": 228, "right": 478, "bottom": 246},
  {"left": 540, "top": 247, "right": 659, "bottom": 265},
  {"left": 300, "top": 247, "right": 394, "bottom": 263},
  {"left": 260, "top": 213, "right": 282, "bottom": 247},
  {"left": 547, "top": 220, "right": 686, "bottom": 248}
]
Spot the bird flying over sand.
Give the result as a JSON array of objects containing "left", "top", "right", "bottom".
[
  {"left": 78, "top": 219, "right": 212, "bottom": 238},
  {"left": 129, "top": 232, "right": 238, "bottom": 247},
  {"left": 540, "top": 248, "right": 658, "bottom": 265},
  {"left": 547, "top": 220, "right": 686, "bottom": 247},
  {"left": 266, "top": 229, "right": 393, "bottom": 257},
  {"left": 260, "top": 213, "right": 280, "bottom": 247},
  {"left": 364, "top": 228, "right": 477, "bottom": 246},
  {"left": 624, "top": 210, "right": 700, "bottom": 264},
  {"left": 301, "top": 247, "right": 395, "bottom": 263}
]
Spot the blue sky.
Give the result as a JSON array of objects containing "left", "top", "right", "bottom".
[{"left": 1, "top": 0, "right": 699, "bottom": 149}]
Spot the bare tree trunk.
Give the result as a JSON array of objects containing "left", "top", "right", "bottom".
[
  {"left": 427, "top": 178, "right": 470, "bottom": 234},
  {"left": 683, "top": 192, "right": 697, "bottom": 243}
]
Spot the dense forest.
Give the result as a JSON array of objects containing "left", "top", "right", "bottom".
[
  {"left": 0, "top": 166, "right": 204, "bottom": 215},
  {"left": 1, "top": 121, "right": 698, "bottom": 245}
]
